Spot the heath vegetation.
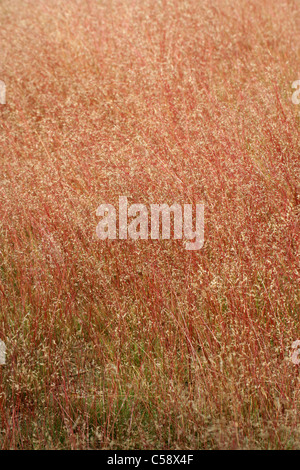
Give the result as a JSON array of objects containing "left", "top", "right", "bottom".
[{"left": 0, "top": 0, "right": 299, "bottom": 449}]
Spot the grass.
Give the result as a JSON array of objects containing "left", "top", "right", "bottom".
[{"left": 0, "top": 0, "right": 299, "bottom": 449}]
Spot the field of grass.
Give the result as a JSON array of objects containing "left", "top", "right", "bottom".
[{"left": 0, "top": 0, "right": 299, "bottom": 449}]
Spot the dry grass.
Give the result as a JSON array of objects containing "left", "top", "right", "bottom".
[{"left": 0, "top": 0, "right": 299, "bottom": 449}]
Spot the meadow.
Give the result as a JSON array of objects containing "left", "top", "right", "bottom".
[{"left": 0, "top": 0, "right": 299, "bottom": 449}]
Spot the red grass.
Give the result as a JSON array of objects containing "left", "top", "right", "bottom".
[{"left": 0, "top": 0, "right": 299, "bottom": 449}]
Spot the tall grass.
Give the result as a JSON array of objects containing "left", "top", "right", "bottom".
[{"left": 0, "top": 0, "right": 299, "bottom": 449}]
